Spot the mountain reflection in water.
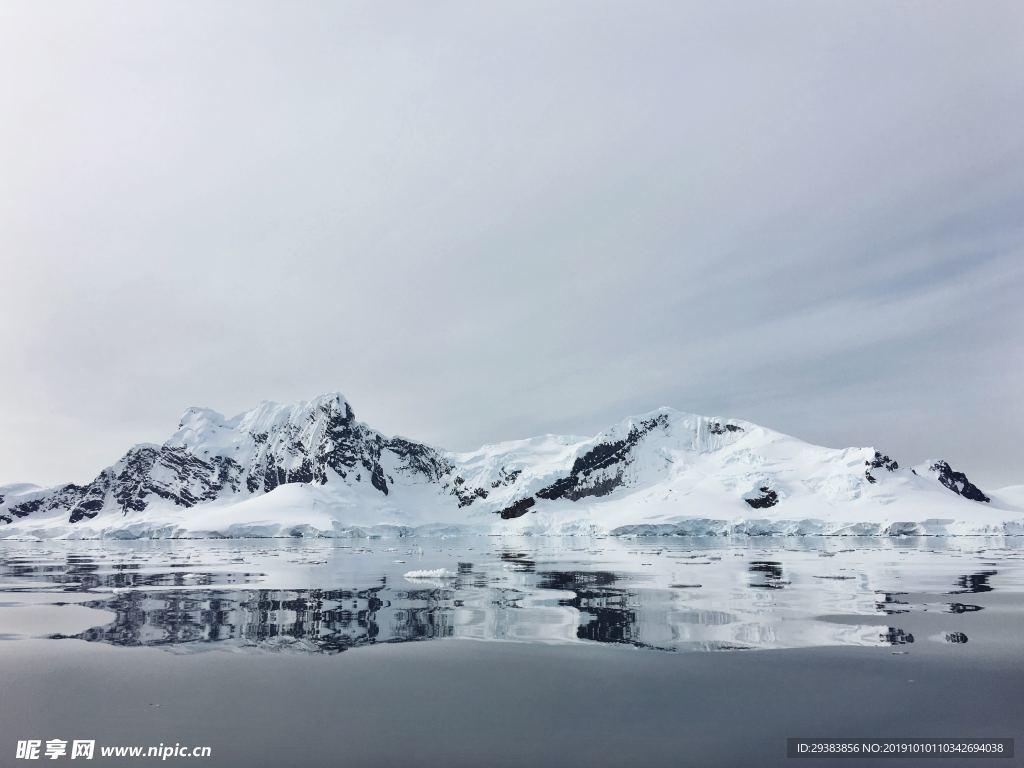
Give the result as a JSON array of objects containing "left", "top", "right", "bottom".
[{"left": 0, "top": 536, "right": 1020, "bottom": 655}]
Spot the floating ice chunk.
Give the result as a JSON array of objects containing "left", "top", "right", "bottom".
[{"left": 403, "top": 568, "right": 457, "bottom": 579}]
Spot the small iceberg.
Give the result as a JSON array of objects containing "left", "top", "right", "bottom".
[{"left": 403, "top": 568, "right": 457, "bottom": 579}]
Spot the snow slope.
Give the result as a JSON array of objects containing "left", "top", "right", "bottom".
[{"left": 1, "top": 393, "right": 1020, "bottom": 538}]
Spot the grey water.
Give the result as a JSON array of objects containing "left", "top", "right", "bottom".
[{"left": 0, "top": 536, "right": 1022, "bottom": 766}]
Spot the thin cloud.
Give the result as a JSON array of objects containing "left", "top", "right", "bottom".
[{"left": 0, "top": 1, "right": 1021, "bottom": 488}]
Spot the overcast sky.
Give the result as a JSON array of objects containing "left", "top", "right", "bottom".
[{"left": 1, "top": 0, "right": 1022, "bottom": 489}]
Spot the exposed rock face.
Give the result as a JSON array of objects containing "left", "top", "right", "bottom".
[
  {"left": 388, "top": 437, "right": 452, "bottom": 483},
  {"left": 499, "top": 497, "right": 535, "bottom": 520},
  {"left": 868, "top": 451, "right": 899, "bottom": 471},
  {"left": 490, "top": 468, "right": 521, "bottom": 489},
  {"left": 708, "top": 422, "right": 744, "bottom": 435},
  {"left": 929, "top": 460, "right": 990, "bottom": 503},
  {"left": 450, "top": 476, "right": 488, "bottom": 507},
  {"left": 113, "top": 447, "right": 162, "bottom": 512},
  {"left": 491, "top": 414, "right": 675, "bottom": 520},
  {"left": 744, "top": 487, "right": 779, "bottom": 509},
  {"left": 865, "top": 450, "right": 899, "bottom": 484},
  {"left": 536, "top": 414, "right": 670, "bottom": 502}
]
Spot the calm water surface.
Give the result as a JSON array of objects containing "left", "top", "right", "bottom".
[
  {"left": 1, "top": 536, "right": 1022, "bottom": 767},
  {"left": 1, "top": 536, "right": 1021, "bottom": 653}
]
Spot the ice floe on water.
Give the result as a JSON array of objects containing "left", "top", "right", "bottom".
[{"left": 404, "top": 568, "right": 457, "bottom": 579}]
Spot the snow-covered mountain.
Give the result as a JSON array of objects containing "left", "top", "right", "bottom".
[{"left": 1, "top": 392, "right": 1021, "bottom": 538}]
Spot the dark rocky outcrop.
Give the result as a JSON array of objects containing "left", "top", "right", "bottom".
[
  {"left": 112, "top": 446, "right": 161, "bottom": 512},
  {"left": 66, "top": 473, "right": 112, "bottom": 523},
  {"left": 490, "top": 467, "right": 522, "bottom": 489},
  {"left": 535, "top": 414, "right": 669, "bottom": 503},
  {"left": 499, "top": 497, "right": 535, "bottom": 519},
  {"left": 744, "top": 487, "right": 779, "bottom": 509},
  {"left": 9, "top": 498, "right": 45, "bottom": 518},
  {"left": 370, "top": 465, "right": 389, "bottom": 495},
  {"left": 450, "top": 476, "right": 488, "bottom": 507},
  {"left": 867, "top": 451, "right": 898, "bottom": 471},
  {"left": 387, "top": 437, "right": 452, "bottom": 483},
  {"left": 708, "top": 422, "right": 744, "bottom": 435},
  {"left": 929, "top": 461, "right": 990, "bottom": 503},
  {"left": 865, "top": 450, "right": 898, "bottom": 484}
]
